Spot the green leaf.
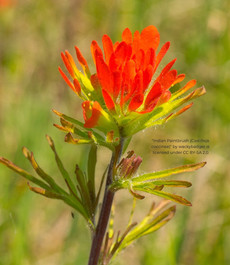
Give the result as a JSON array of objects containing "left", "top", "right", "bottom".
[
  {"left": 0, "top": 157, "right": 51, "bottom": 191},
  {"left": 132, "top": 162, "right": 206, "bottom": 183},
  {"left": 136, "top": 188, "right": 192, "bottom": 206},
  {"left": 140, "top": 206, "right": 176, "bottom": 236},
  {"left": 148, "top": 180, "right": 192, "bottom": 187},
  {"left": 22, "top": 147, "right": 66, "bottom": 195},
  {"left": 46, "top": 135, "right": 78, "bottom": 196},
  {"left": 27, "top": 183, "right": 64, "bottom": 199},
  {"left": 133, "top": 180, "right": 192, "bottom": 189},
  {"left": 87, "top": 144, "right": 97, "bottom": 203},
  {"left": 75, "top": 164, "right": 93, "bottom": 216},
  {"left": 113, "top": 201, "right": 176, "bottom": 257},
  {"left": 1, "top": 151, "right": 93, "bottom": 225}
]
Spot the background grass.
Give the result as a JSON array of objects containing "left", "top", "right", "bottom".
[{"left": 0, "top": 0, "right": 229, "bottom": 264}]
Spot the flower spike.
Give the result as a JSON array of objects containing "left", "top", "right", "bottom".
[{"left": 58, "top": 25, "right": 206, "bottom": 139}]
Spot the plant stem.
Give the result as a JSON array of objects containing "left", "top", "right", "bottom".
[{"left": 87, "top": 139, "right": 124, "bottom": 265}]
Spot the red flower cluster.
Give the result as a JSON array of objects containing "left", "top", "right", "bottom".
[
  {"left": 59, "top": 26, "right": 197, "bottom": 130},
  {"left": 91, "top": 26, "right": 185, "bottom": 114}
]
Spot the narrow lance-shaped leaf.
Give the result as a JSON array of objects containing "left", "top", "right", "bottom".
[
  {"left": 136, "top": 188, "right": 192, "bottom": 206},
  {"left": 27, "top": 183, "right": 64, "bottom": 199},
  {"left": 132, "top": 162, "right": 206, "bottom": 183},
  {"left": 28, "top": 180, "right": 91, "bottom": 221},
  {"left": 22, "top": 147, "right": 66, "bottom": 195},
  {"left": 75, "top": 165, "right": 93, "bottom": 215},
  {"left": 148, "top": 180, "right": 192, "bottom": 187},
  {"left": 0, "top": 157, "right": 51, "bottom": 190},
  {"left": 113, "top": 202, "right": 176, "bottom": 258},
  {"left": 109, "top": 222, "right": 137, "bottom": 259},
  {"left": 46, "top": 135, "right": 78, "bottom": 195},
  {"left": 128, "top": 200, "right": 171, "bottom": 233},
  {"left": 140, "top": 206, "right": 176, "bottom": 236},
  {"left": 87, "top": 144, "right": 97, "bottom": 203},
  {"left": 133, "top": 180, "right": 192, "bottom": 189},
  {"left": 124, "top": 207, "right": 175, "bottom": 247}
]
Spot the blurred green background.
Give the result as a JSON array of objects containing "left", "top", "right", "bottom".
[{"left": 0, "top": 0, "right": 229, "bottom": 264}]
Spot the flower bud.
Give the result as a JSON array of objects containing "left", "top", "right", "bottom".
[{"left": 117, "top": 151, "right": 142, "bottom": 179}]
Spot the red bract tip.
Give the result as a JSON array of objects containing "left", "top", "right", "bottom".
[
  {"left": 75, "top": 46, "right": 88, "bottom": 68},
  {"left": 73, "top": 79, "right": 81, "bottom": 95},
  {"left": 122, "top": 28, "right": 133, "bottom": 44},
  {"left": 61, "top": 52, "right": 75, "bottom": 78},
  {"left": 154, "top": 41, "right": 170, "bottom": 72},
  {"left": 91, "top": 40, "right": 103, "bottom": 64},
  {"left": 144, "top": 82, "right": 163, "bottom": 111},
  {"left": 58, "top": 67, "right": 75, "bottom": 92},
  {"left": 102, "top": 35, "right": 114, "bottom": 64},
  {"left": 102, "top": 89, "right": 115, "bottom": 111}
]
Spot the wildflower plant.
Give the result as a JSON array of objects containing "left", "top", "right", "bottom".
[{"left": 0, "top": 26, "right": 206, "bottom": 265}]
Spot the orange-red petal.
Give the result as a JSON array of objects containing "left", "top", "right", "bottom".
[
  {"left": 122, "top": 28, "right": 133, "bottom": 44},
  {"left": 61, "top": 52, "right": 75, "bottom": 78},
  {"left": 159, "top": 69, "right": 177, "bottom": 90},
  {"left": 172, "top": 74, "right": 186, "bottom": 86},
  {"left": 128, "top": 94, "right": 144, "bottom": 111},
  {"left": 113, "top": 71, "right": 122, "bottom": 99},
  {"left": 143, "top": 65, "right": 154, "bottom": 91},
  {"left": 82, "top": 101, "right": 102, "bottom": 128},
  {"left": 124, "top": 60, "right": 136, "bottom": 82},
  {"left": 102, "top": 35, "right": 114, "bottom": 64},
  {"left": 102, "top": 89, "right": 115, "bottom": 111},
  {"left": 144, "top": 48, "right": 155, "bottom": 68},
  {"left": 133, "top": 70, "right": 143, "bottom": 95},
  {"left": 90, "top": 74, "right": 101, "bottom": 89},
  {"left": 95, "top": 52, "right": 114, "bottom": 94},
  {"left": 73, "top": 79, "right": 81, "bottom": 94},
  {"left": 176, "top": 102, "right": 193, "bottom": 115},
  {"left": 145, "top": 82, "right": 163, "bottom": 108},
  {"left": 91, "top": 40, "right": 103, "bottom": 64},
  {"left": 154, "top": 41, "right": 170, "bottom": 72},
  {"left": 64, "top": 50, "right": 78, "bottom": 74},
  {"left": 75, "top": 46, "right": 89, "bottom": 75},
  {"left": 140, "top": 25, "right": 160, "bottom": 52},
  {"left": 135, "top": 49, "right": 145, "bottom": 71},
  {"left": 109, "top": 42, "right": 131, "bottom": 71},
  {"left": 58, "top": 67, "right": 75, "bottom": 92},
  {"left": 133, "top": 30, "right": 141, "bottom": 55},
  {"left": 177, "top": 79, "right": 197, "bottom": 94},
  {"left": 158, "top": 90, "right": 171, "bottom": 104}
]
